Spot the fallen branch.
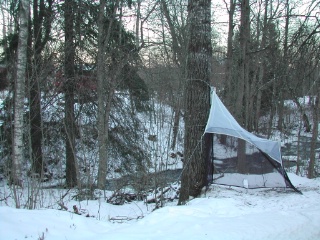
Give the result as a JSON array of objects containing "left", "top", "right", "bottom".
[
  {"left": 57, "top": 202, "right": 68, "bottom": 211},
  {"left": 109, "top": 215, "right": 144, "bottom": 222},
  {"left": 146, "top": 186, "right": 179, "bottom": 204},
  {"left": 107, "top": 191, "right": 145, "bottom": 205},
  {"left": 56, "top": 188, "right": 72, "bottom": 211}
]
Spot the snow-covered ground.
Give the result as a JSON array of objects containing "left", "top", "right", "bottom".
[
  {"left": 1, "top": 90, "right": 319, "bottom": 240},
  {"left": 1, "top": 173, "right": 320, "bottom": 240}
]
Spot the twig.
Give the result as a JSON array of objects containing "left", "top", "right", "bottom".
[{"left": 0, "top": 194, "right": 11, "bottom": 202}]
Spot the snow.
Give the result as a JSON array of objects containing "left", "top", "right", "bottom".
[
  {"left": 284, "top": 96, "right": 314, "bottom": 109},
  {"left": 1, "top": 173, "right": 320, "bottom": 240},
  {"left": 0, "top": 89, "right": 318, "bottom": 239}
]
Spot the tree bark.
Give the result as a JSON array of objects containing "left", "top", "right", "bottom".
[
  {"left": 254, "top": 0, "right": 269, "bottom": 131},
  {"left": 135, "top": 0, "right": 141, "bottom": 49},
  {"left": 97, "top": 0, "right": 118, "bottom": 189},
  {"left": 178, "top": 0, "right": 212, "bottom": 205},
  {"left": 225, "top": 0, "right": 235, "bottom": 111},
  {"left": 235, "top": 0, "right": 250, "bottom": 126},
  {"left": 235, "top": 0, "right": 250, "bottom": 172},
  {"left": 12, "top": 0, "right": 30, "bottom": 190},
  {"left": 29, "top": 72, "right": 43, "bottom": 177},
  {"left": 237, "top": 139, "right": 247, "bottom": 173},
  {"left": 277, "top": 0, "right": 290, "bottom": 132},
  {"left": 29, "top": 0, "right": 52, "bottom": 178},
  {"left": 97, "top": 0, "right": 107, "bottom": 189},
  {"left": 64, "top": 0, "right": 78, "bottom": 187}
]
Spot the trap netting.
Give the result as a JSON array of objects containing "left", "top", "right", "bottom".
[{"left": 209, "top": 134, "right": 289, "bottom": 189}]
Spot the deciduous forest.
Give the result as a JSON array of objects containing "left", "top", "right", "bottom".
[{"left": 0, "top": 0, "right": 319, "bottom": 209}]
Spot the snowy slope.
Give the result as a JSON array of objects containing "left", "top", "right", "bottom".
[{"left": 1, "top": 173, "right": 320, "bottom": 240}]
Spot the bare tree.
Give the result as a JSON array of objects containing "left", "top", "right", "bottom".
[
  {"left": 96, "top": 0, "right": 119, "bottom": 189},
  {"left": 160, "top": 0, "right": 188, "bottom": 151},
  {"left": 12, "top": 0, "right": 30, "bottom": 200},
  {"left": 224, "top": 0, "right": 236, "bottom": 110},
  {"left": 252, "top": 0, "right": 269, "bottom": 131},
  {"left": 64, "top": 0, "right": 78, "bottom": 187},
  {"left": 97, "top": 0, "right": 108, "bottom": 190},
  {"left": 29, "top": 0, "right": 53, "bottom": 178},
  {"left": 308, "top": 83, "right": 319, "bottom": 178},
  {"left": 178, "top": 0, "right": 212, "bottom": 205},
  {"left": 235, "top": 0, "right": 250, "bottom": 126}
]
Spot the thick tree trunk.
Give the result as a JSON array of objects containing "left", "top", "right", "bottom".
[
  {"left": 235, "top": 0, "right": 250, "bottom": 172},
  {"left": 178, "top": 0, "right": 212, "bottom": 205},
  {"left": 64, "top": 0, "right": 78, "bottom": 187}
]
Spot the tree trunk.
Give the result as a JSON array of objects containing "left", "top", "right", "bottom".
[
  {"left": 178, "top": 0, "right": 212, "bottom": 205},
  {"left": 233, "top": 0, "right": 250, "bottom": 169},
  {"left": 267, "top": 76, "right": 276, "bottom": 138},
  {"left": 97, "top": 0, "right": 107, "bottom": 189},
  {"left": 308, "top": 87, "right": 319, "bottom": 178},
  {"left": 11, "top": 0, "right": 30, "bottom": 190},
  {"left": 225, "top": 0, "right": 235, "bottom": 110},
  {"left": 237, "top": 139, "right": 247, "bottom": 173},
  {"left": 277, "top": 0, "right": 290, "bottom": 132},
  {"left": 135, "top": 0, "right": 141, "bottom": 49},
  {"left": 243, "top": 0, "right": 250, "bottom": 129},
  {"left": 64, "top": 0, "right": 78, "bottom": 187},
  {"left": 29, "top": 74, "right": 43, "bottom": 177},
  {"left": 29, "top": 0, "right": 53, "bottom": 178},
  {"left": 97, "top": 0, "right": 118, "bottom": 189},
  {"left": 170, "top": 105, "right": 181, "bottom": 150},
  {"left": 235, "top": 0, "right": 250, "bottom": 126},
  {"left": 254, "top": 0, "right": 269, "bottom": 131},
  {"left": 161, "top": 0, "right": 186, "bottom": 66}
]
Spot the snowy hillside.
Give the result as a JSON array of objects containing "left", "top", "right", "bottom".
[
  {"left": 1, "top": 173, "right": 320, "bottom": 240},
  {"left": 0, "top": 91, "right": 319, "bottom": 239}
]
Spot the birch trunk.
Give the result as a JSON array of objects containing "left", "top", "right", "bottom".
[{"left": 12, "top": 0, "right": 30, "bottom": 188}]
